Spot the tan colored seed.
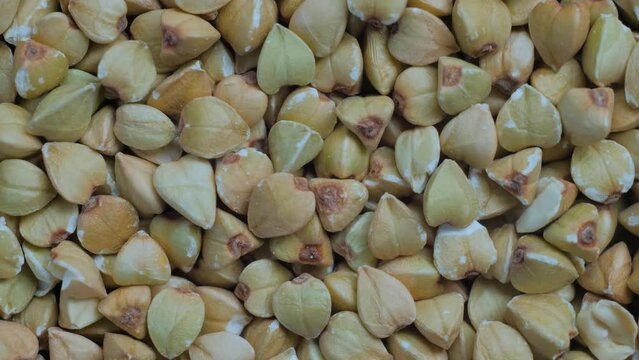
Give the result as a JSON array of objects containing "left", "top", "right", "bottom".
[
  {"left": 111, "top": 231, "right": 171, "bottom": 286},
  {"left": 153, "top": 155, "right": 217, "bottom": 229},
  {"left": 363, "top": 147, "right": 412, "bottom": 202},
  {"left": 103, "top": 333, "right": 156, "bottom": 360},
  {"left": 496, "top": 84, "right": 562, "bottom": 152},
  {"left": 530, "top": 59, "right": 587, "bottom": 105},
  {"left": 331, "top": 212, "right": 378, "bottom": 270},
  {"left": 247, "top": 173, "right": 316, "bottom": 238},
  {"left": 414, "top": 292, "right": 464, "bottom": 350},
  {"left": 388, "top": 328, "right": 447, "bottom": 360},
  {"left": 440, "top": 103, "right": 498, "bottom": 169},
  {"left": 57, "top": 289, "right": 102, "bottom": 330},
  {"left": 379, "top": 249, "right": 443, "bottom": 301},
  {"left": 114, "top": 153, "right": 166, "bottom": 218},
  {"left": 433, "top": 221, "right": 497, "bottom": 280},
  {"left": 506, "top": 293, "right": 577, "bottom": 359},
  {"left": 48, "top": 327, "right": 102, "bottom": 360},
  {"left": 277, "top": 86, "right": 337, "bottom": 138},
  {"left": 0, "top": 159, "right": 56, "bottom": 217},
  {"left": 49, "top": 241, "right": 106, "bottom": 299},
  {"left": 423, "top": 159, "right": 479, "bottom": 228},
  {"left": 189, "top": 331, "right": 255, "bottom": 360},
  {"left": 77, "top": 195, "right": 139, "bottom": 255},
  {"left": 68, "top": 0, "right": 127, "bottom": 44},
  {"left": 582, "top": 14, "right": 635, "bottom": 87},
  {"left": 235, "top": 259, "right": 293, "bottom": 318},
  {"left": 368, "top": 193, "right": 427, "bottom": 260},
  {"left": 147, "top": 287, "right": 205, "bottom": 359},
  {"left": 215, "top": 0, "right": 277, "bottom": 55},
  {"left": 468, "top": 277, "right": 519, "bottom": 329},
  {"left": 473, "top": 321, "right": 533, "bottom": 360},
  {"left": 196, "top": 286, "right": 252, "bottom": 335},
  {"left": 388, "top": 8, "right": 458, "bottom": 66},
  {"left": 319, "top": 311, "right": 392, "bottom": 360},
  {"left": 576, "top": 294, "right": 638, "bottom": 360},
  {"left": 42, "top": 142, "right": 107, "bottom": 205},
  {"left": 364, "top": 25, "right": 404, "bottom": 96},
  {"left": 515, "top": 176, "right": 577, "bottom": 233},
  {"left": 577, "top": 242, "right": 633, "bottom": 304},
  {"left": 243, "top": 318, "right": 300, "bottom": 360},
  {"left": 179, "top": 96, "right": 250, "bottom": 159},
  {"left": 357, "top": 265, "right": 416, "bottom": 338},
  {"left": 528, "top": 0, "right": 589, "bottom": 71},
  {"left": 570, "top": 139, "right": 634, "bottom": 204}
]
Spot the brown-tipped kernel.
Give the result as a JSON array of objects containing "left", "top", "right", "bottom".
[
  {"left": 19, "top": 197, "right": 78, "bottom": 248},
  {"left": 363, "top": 147, "right": 413, "bottom": 202},
  {"left": 509, "top": 235, "right": 578, "bottom": 294},
  {"left": 202, "top": 209, "right": 261, "bottom": 269},
  {"left": 310, "top": 178, "right": 368, "bottom": 233},
  {"left": 437, "top": 57, "right": 492, "bottom": 115},
  {"left": 312, "top": 34, "right": 363, "bottom": 95},
  {"left": 452, "top": 0, "right": 512, "bottom": 58},
  {"left": 543, "top": 203, "right": 601, "bottom": 261},
  {"left": 486, "top": 147, "right": 542, "bottom": 206},
  {"left": 14, "top": 39, "right": 69, "bottom": 100},
  {"left": 98, "top": 285, "right": 151, "bottom": 339},
  {"left": 77, "top": 195, "right": 139, "bottom": 255},
  {"left": 559, "top": 87, "right": 613, "bottom": 146},
  {"left": 393, "top": 66, "right": 444, "bottom": 126},
  {"left": 157, "top": 9, "right": 221, "bottom": 70}
]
